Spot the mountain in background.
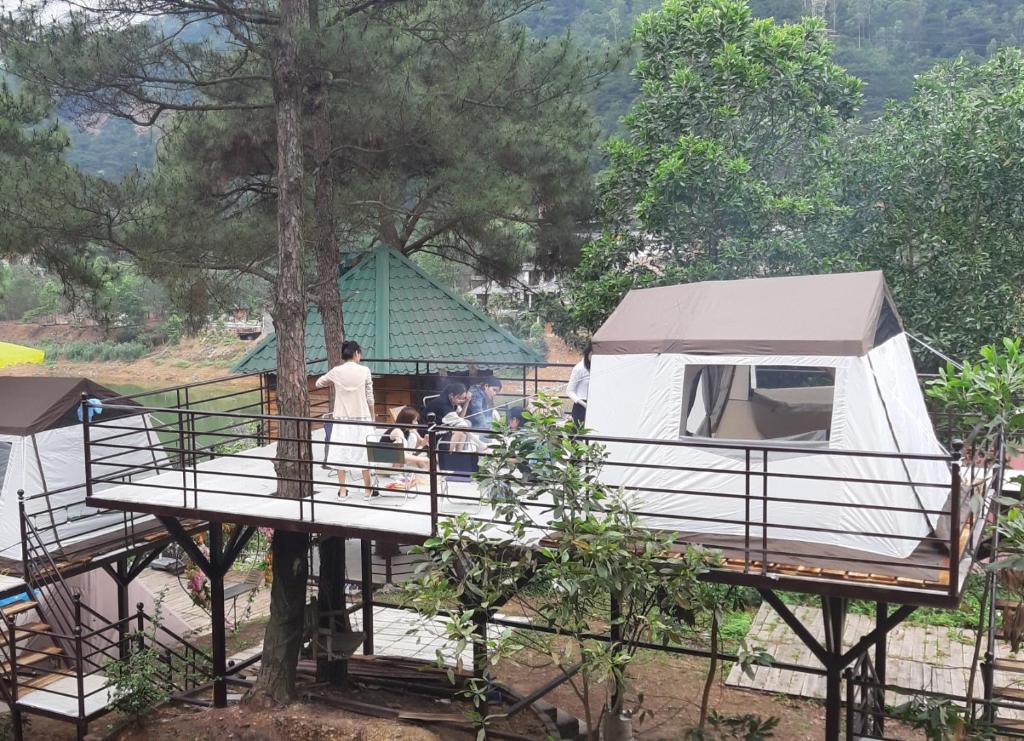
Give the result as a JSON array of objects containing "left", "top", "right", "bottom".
[
  {"left": 61, "top": 0, "right": 1024, "bottom": 178},
  {"left": 64, "top": 117, "right": 158, "bottom": 178}
]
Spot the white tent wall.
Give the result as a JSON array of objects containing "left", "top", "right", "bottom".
[
  {"left": 0, "top": 435, "right": 41, "bottom": 561},
  {"left": 586, "top": 334, "right": 951, "bottom": 559},
  {"left": 67, "top": 569, "right": 192, "bottom": 637},
  {"left": 0, "top": 414, "right": 167, "bottom": 561}
]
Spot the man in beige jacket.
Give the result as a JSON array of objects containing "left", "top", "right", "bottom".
[{"left": 316, "top": 340, "right": 375, "bottom": 498}]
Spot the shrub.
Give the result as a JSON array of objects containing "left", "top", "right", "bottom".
[{"left": 105, "top": 645, "right": 171, "bottom": 722}]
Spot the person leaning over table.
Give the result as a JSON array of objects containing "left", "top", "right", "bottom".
[
  {"left": 315, "top": 340, "right": 375, "bottom": 499},
  {"left": 566, "top": 342, "right": 592, "bottom": 426}
]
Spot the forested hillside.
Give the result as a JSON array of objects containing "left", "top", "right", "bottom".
[
  {"left": 60, "top": 0, "right": 1024, "bottom": 176},
  {"left": 524, "top": 0, "right": 1024, "bottom": 129}
]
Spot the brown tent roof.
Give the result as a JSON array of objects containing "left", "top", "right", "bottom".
[
  {"left": 0, "top": 377, "right": 139, "bottom": 436},
  {"left": 592, "top": 271, "right": 902, "bottom": 357}
]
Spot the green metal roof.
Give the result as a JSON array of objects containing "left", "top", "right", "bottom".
[{"left": 232, "top": 246, "right": 543, "bottom": 376}]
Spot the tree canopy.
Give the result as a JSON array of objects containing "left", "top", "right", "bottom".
[
  {"left": 835, "top": 49, "right": 1024, "bottom": 362},
  {"left": 556, "top": 0, "right": 862, "bottom": 339}
]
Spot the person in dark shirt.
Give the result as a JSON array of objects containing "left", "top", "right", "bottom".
[
  {"left": 466, "top": 377, "right": 502, "bottom": 429},
  {"left": 422, "top": 382, "right": 468, "bottom": 425}
]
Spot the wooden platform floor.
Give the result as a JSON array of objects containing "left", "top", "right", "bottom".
[{"left": 727, "top": 603, "right": 1024, "bottom": 718}]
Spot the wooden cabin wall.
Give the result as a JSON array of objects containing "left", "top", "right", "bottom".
[{"left": 264, "top": 373, "right": 424, "bottom": 438}]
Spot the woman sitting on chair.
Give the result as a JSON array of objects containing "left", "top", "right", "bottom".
[{"left": 387, "top": 406, "right": 429, "bottom": 469}]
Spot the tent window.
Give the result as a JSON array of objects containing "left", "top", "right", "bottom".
[
  {"left": 0, "top": 441, "right": 10, "bottom": 493},
  {"left": 681, "top": 365, "right": 835, "bottom": 444},
  {"left": 873, "top": 298, "right": 901, "bottom": 347}
]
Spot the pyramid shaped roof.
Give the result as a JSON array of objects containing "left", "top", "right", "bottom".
[{"left": 233, "top": 247, "right": 543, "bottom": 375}]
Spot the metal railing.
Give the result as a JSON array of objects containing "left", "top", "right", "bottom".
[{"left": 79, "top": 382, "right": 997, "bottom": 606}]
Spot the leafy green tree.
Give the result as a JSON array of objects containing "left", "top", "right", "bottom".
[
  {"left": 834, "top": 49, "right": 1024, "bottom": 364},
  {"left": 555, "top": 0, "right": 862, "bottom": 335},
  {"left": 405, "top": 394, "right": 716, "bottom": 740}
]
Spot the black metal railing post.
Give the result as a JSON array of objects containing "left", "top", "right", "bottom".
[
  {"left": 428, "top": 426, "right": 439, "bottom": 535},
  {"left": 136, "top": 602, "right": 145, "bottom": 652},
  {"left": 16, "top": 491, "right": 28, "bottom": 580},
  {"left": 761, "top": 448, "right": 769, "bottom": 575},
  {"left": 74, "top": 625, "right": 85, "bottom": 733},
  {"left": 843, "top": 666, "right": 854, "bottom": 739},
  {"left": 81, "top": 394, "right": 93, "bottom": 501},
  {"left": 744, "top": 448, "right": 751, "bottom": 573},
  {"left": 949, "top": 439, "right": 963, "bottom": 596},
  {"left": 7, "top": 603, "right": 18, "bottom": 706}
]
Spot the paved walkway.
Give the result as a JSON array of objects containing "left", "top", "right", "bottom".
[
  {"left": 226, "top": 605, "right": 477, "bottom": 676},
  {"left": 139, "top": 567, "right": 275, "bottom": 634},
  {"left": 727, "top": 602, "right": 1022, "bottom": 712}
]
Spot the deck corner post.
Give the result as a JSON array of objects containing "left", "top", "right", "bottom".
[
  {"left": 981, "top": 649, "right": 995, "bottom": 723},
  {"left": 208, "top": 522, "right": 228, "bottom": 708},
  {"left": 360, "top": 539, "right": 374, "bottom": 655}
]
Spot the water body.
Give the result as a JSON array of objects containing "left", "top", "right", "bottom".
[{"left": 108, "top": 381, "right": 263, "bottom": 452}]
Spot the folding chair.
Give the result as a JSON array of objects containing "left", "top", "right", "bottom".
[
  {"left": 438, "top": 439, "right": 482, "bottom": 514},
  {"left": 366, "top": 434, "right": 417, "bottom": 505}
]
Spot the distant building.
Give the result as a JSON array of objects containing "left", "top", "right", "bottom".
[{"left": 469, "top": 263, "right": 559, "bottom": 311}]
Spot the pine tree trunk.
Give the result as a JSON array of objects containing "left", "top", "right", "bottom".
[
  {"left": 252, "top": 0, "right": 311, "bottom": 704},
  {"left": 255, "top": 531, "right": 309, "bottom": 703},
  {"left": 308, "top": 18, "right": 345, "bottom": 370},
  {"left": 308, "top": 0, "right": 352, "bottom": 675}
]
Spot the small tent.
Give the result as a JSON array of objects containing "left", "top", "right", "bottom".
[
  {"left": 0, "top": 377, "right": 166, "bottom": 563},
  {"left": 586, "top": 271, "right": 951, "bottom": 559}
]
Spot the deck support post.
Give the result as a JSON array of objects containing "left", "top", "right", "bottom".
[
  {"left": 317, "top": 536, "right": 349, "bottom": 685},
  {"left": 116, "top": 557, "right": 129, "bottom": 660},
  {"left": 102, "top": 546, "right": 166, "bottom": 661},
  {"left": 360, "top": 539, "right": 373, "bottom": 655},
  {"left": 875, "top": 602, "right": 888, "bottom": 735},
  {"left": 209, "top": 522, "right": 228, "bottom": 708},
  {"left": 156, "top": 517, "right": 256, "bottom": 708},
  {"left": 821, "top": 596, "right": 847, "bottom": 741},
  {"left": 759, "top": 590, "right": 915, "bottom": 741}
]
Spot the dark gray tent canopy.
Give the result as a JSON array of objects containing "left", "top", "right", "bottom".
[
  {"left": 592, "top": 271, "right": 902, "bottom": 357},
  {"left": 0, "top": 377, "right": 139, "bottom": 436}
]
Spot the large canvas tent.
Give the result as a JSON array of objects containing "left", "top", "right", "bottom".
[
  {"left": 0, "top": 377, "right": 165, "bottom": 562},
  {"left": 586, "top": 271, "right": 952, "bottom": 559}
]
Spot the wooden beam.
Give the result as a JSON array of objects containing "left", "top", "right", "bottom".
[{"left": 157, "top": 516, "right": 212, "bottom": 575}]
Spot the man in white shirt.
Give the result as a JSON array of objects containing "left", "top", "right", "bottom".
[{"left": 566, "top": 342, "right": 592, "bottom": 427}]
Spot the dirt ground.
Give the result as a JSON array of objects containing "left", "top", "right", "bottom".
[
  {"left": 497, "top": 648, "right": 829, "bottom": 740},
  {"left": 1, "top": 322, "right": 581, "bottom": 388},
  {"left": 0, "top": 334, "right": 256, "bottom": 386}
]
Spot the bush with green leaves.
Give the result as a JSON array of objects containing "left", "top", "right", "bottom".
[
  {"left": 405, "top": 392, "right": 727, "bottom": 739},
  {"left": 684, "top": 712, "right": 779, "bottom": 740},
  {"left": 890, "top": 695, "right": 992, "bottom": 741},
  {"left": 927, "top": 337, "right": 1024, "bottom": 454},
  {"left": 104, "top": 643, "right": 172, "bottom": 723}
]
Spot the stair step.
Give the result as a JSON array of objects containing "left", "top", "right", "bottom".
[
  {"left": 995, "top": 657, "right": 1024, "bottom": 672},
  {"left": 12, "top": 623, "right": 49, "bottom": 642},
  {"left": 993, "top": 685, "right": 1024, "bottom": 702},
  {"left": 1, "top": 601, "right": 37, "bottom": 619},
  {"left": 19, "top": 671, "right": 72, "bottom": 691},
  {"left": 0, "top": 645, "right": 62, "bottom": 673},
  {"left": 997, "top": 717, "right": 1024, "bottom": 732},
  {"left": 997, "top": 599, "right": 1022, "bottom": 609}
]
